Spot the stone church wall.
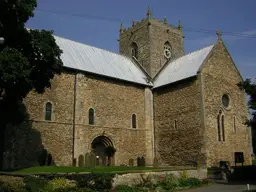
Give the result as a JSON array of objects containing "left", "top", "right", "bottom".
[
  {"left": 3, "top": 71, "right": 153, "bottom": 169},
  {"left": 201, "top": 40, "right": 252, "bottom": 166},
  {"left": 153, "top": 78, "right": 205, "bottom": 167},
  {"left": 74, "top": 73, "right": 151, "bottom": 166},
  {"left": 3, "top": 72, "right": 75, "bottom": 169}
]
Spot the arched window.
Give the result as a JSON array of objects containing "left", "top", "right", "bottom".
[
  {"left": 89, "top": 108, "right": 95, "bottom": 125},
  {"left": 222, "top": 115, "right": 225, "bottom": 141},
  {"left": 217, "top": 114, "right": 221, "bottom": 141},
  {"left": 132, "top": 114, "right": 137, "bottom": 128},
  {"left": 233, "top": 116, "right": 236, "bottom": 132},
  {"left": 45, "top": 102, "right": 52, "bottom": 121},
  {"left": 174, "top": 120, "right": 177, "bottom": 129},
  {"left": 131, "top": 42, "right": 138, "bottom": 59}
]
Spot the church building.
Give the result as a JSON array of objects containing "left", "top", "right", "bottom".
[{"left": 3, "top": 7, "right": 252, "bottom": 169}]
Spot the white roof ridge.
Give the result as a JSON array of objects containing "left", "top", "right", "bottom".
[
  {"left": 153, "top": 44, "right": 215, "bottom": 81},
  {"left": 53, "top": 35, "right": 126, "bottom": 58},
  {"left": 53, "top": 34, "right": 152, "bottom": 86},
  {"left": 153, "top": 44, "right": 215, "bottom": 88}
]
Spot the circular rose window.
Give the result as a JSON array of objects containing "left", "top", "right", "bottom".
[{"left": 222, "top": 94, "right": 230, "bottom": 108}]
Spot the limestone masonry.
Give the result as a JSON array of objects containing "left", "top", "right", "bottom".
[{"left": 2, "top": 8, "right": 252, "bottom": 169}]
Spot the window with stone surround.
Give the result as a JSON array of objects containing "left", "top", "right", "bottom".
[
  {"left": 221, "top": 115, "right": 225, "bottom": 141},
  {"left": 132, "top": 114, "right": 137, "bottom": 128},
  {"left": 233, "top": 116, "right": 236, "bottom": 132},
  {"left": 45, "top": 102, "right": 52, "bottom": 121},
  {"left": 217, "top": 113, "right": 221, "bottom": 141},
  {"left": 131, "top": 42, "right": 138, "bottom": 59},
  {"left": 89, "top": 108, "right": 95, "bottom": 125},
  {"left": 174, "top": 120, "right": 177, "bottom": 129}
]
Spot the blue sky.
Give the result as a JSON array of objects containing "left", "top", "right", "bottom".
[{"left": 26, "top": 0, "right": 256, "bottom": 79}]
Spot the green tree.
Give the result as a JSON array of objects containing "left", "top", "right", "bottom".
[
  {"left": 0, "top": 0, "right": 63, "bottom": 169},
  {"left": 238, "top": 78, "right": 256, "bottom": 154},
  {"left": 104, "top": 146, "right": 116, "bottom": 166}
]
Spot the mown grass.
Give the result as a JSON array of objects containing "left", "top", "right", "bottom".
[{"left": 14, "top": 166, "right": 162, "bottom": 174}]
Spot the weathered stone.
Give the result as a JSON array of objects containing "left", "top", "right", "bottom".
[{"left": 2, "top": 15, "right": 251, "bottom": 170}]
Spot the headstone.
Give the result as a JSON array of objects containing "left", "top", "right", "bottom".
[
  {"left": 137, "top": 157, "right": 141, "bottom": 166},
  {"left": 47, "top": 154, "right": 53, "bottom": 166},
  {"left": 153, "top": 157, "right": 159, "bottom": 168},
  {"left": 129, "top": 159, "right": 134, "bottom": 166},
  {"left": 141, "top": 156, "right": 146, "bottom": 167},
  {"left": 78, "top": 155, "right": 84, "bottom": 168},
  {"left": 89, "top": 152, "right": 96, "bottom": 168},
  {"left": 72, "top": 158, "right": 77, "bottom": 166},
  {"left": 84, "top": 153, "right": 90, "bottom": 167}
]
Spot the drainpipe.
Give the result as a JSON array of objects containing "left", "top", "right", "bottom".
[{"left": 72, "top": 71, "right": 77, "bottom": 165}]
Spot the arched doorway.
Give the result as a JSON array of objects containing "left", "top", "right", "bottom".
[{"left": 91, "top": 136, "right": 114, "bottom": 166}]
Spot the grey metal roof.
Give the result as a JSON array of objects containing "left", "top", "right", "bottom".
[
  {"left": 153, "top": 44, "right": 214, "bottom": 88},
  {"left": 54, "top": 35, "right": 152, "bottom": 86}
]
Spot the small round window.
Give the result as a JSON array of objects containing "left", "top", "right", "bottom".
[{"left": 222, "top": 94, "right": 230, "bottom": 108}]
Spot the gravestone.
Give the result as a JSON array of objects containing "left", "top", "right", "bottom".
[
  {"left": 129, "top": 159, "right": 134, "bottom": 166},
  {"left": 78, "top": 155, "right": 84, "bottom": 168},
  {"left": 89, "top": 152, "right": 96, "bottom": 168},
  {"left": 153, "top": 157, "right": 159, "bottom": 168},
  {"left": 140, "top": 156, "right": 146, "bottom": 167},
  {"left": 137, "top": 157, "right": 141, "bottom": 166},
  {"left": 84, "top": 152, "right": 90, "bottom": 167}
]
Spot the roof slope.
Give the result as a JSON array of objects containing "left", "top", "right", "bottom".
[
  {"left": 153, "top": 44, "right": 214, "bottom": 88},
  {"left": 54, "top": 36, "right": 152, "bottom": 86}
]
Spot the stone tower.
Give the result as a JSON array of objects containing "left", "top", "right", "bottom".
[{"left": 119, "top": 7, "right": 185, "bottom": 77}]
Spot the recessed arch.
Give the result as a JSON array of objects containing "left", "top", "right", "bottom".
[
  {"left": 91, "top": 135, "right": 115, "bottom": 166},
  {"left": 131, "top": 42, "right": 138, "bottom": 59}
]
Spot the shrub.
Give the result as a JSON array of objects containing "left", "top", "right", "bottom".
[
  {"left": 44, "top": 178, "right": 77, "bottom": 191},
  {"left": 76, "top": 173, "right": 115, "bottom": 191},
  {"left": 114, "top": 185, "right": 148, "bottom": 192},
  {"left": 157, "top": 173, "right": 179, "bottom": 190},
  {"left": 185, "top": 177, "right": 202, "bottom": 187},
  {"left": 23, "top": 176, "right": 48, "bottom": 192},
  {"left": 0, "top": 179, "right": 26, "bottom": 192}
]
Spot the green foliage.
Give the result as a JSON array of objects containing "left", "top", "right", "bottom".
[
  {"left": 157, "top": 173, "right": 179, "bottom": 190},
  {"left": 44, "top": 178, "right": 76, "bottom": 192},
  {"left": 75, "top": 173, "right": 115, "bottom": 191},
  {"left": 156, "top": 173, "right": 203, "bottom": 191},
  {"left": 238, "top": 78, "right": 256, "bottom": 153},
  {"left": 0, "top": 0, "right": 63, "bottom": 124},
  {"left": 0, "top": 179, "right": 26, "bottom": 192},
  {"left": 134, "top": 174, "right": 153, "bottom": 189},
  {"left": 114, "top": 185, "right": 148, "bottom": 192},
  {"left": 23, "top": 176, "right": 48, "bottom": 192}
]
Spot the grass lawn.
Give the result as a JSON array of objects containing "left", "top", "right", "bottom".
[{"left": 14, "top": 166, "right": 162, "bottom": 174}]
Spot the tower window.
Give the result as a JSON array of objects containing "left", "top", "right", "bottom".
[
  {"left": 131, "top": 42, "right": 138, "bottom": 59},
  {"left": 89, "top": 108, "right": 95, "bottom": 125},
  {"left": 45, "top": 102, "right": 52, "bottom": 121},
  {"left": 132, "top": 114, "right": 137, "bottom": 128},
  {"left": 164, "top": 41, "right": 172, "bottom": 59}
]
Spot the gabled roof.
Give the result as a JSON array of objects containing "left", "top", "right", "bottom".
[
  {"left": 153, "top": 44, "right": 214, "bottom": 88},
  {"left": 54, "top": 36, "right": 152, "bottom": 86}
]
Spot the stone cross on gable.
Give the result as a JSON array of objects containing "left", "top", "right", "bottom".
[{"left": 216, "top": 30, "right": 222, "bottom": 39}]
